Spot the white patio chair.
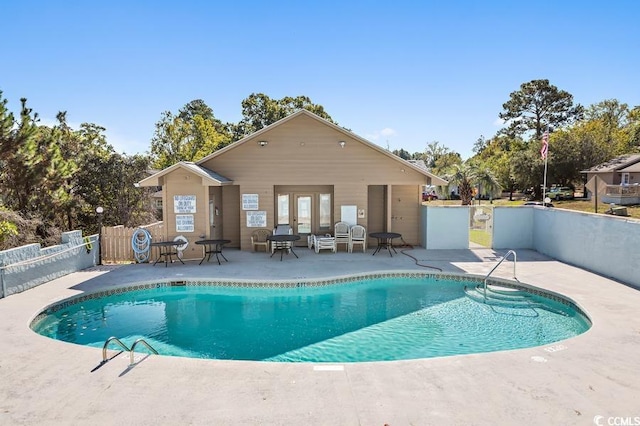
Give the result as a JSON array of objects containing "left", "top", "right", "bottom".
[
  {"left": 314, "top": 234, "right": 336, "bottom": 253},
  {"left": 334, "top": 221, "right": 350, "bottom": 252},
  {"left": 349, "top": 225, "right": 367, "bottom": 253}
]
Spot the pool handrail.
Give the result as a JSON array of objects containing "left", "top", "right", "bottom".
[
  {"left": 130, "top": 338, "right": 159, "bottom": 364},
  {"left": 483, "top": 250, "right": 517, "bottom": 302},
  {"left": 102, "top": 336, "right": 130, "bottom": 361},
  {"left": 102, "top": 336, "right": 159, "bottom": 365}
]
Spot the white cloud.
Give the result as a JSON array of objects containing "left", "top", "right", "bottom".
[
  {"left": 365, "top": 132, "right": 380, "bottom": 141},
  {"left": 104, "top": 130, "right": 148, "bottom": 155},
  {"left": 380, "top": 127, "right": 396, "bottom": 137},
  {"left": 365, "top": 127, "right": 397, "bottom": 142}
]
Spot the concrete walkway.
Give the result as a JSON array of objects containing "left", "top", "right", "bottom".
[{"left": 1, "top": 247, "right": 639, "bottom": 425}]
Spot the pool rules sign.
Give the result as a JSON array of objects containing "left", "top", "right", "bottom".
[
  {"left": 174, "top": 195, "right": 196, "bottom": 232},
  {"left": 174, "top": 195, "right": 196, "bottom": 213}
]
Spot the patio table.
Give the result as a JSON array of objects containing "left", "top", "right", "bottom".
[
  {"left": 369, "top": 232, "right": 401, "bottom": 257},
  {"left": 267, "top": 234, "right": 301, "bottom": 261},
  {"left": 150, "top": 240, "right": 186, "bottom": 267},
  {"left": 195, "top": 239, "right": 231, "bottom": 265}
]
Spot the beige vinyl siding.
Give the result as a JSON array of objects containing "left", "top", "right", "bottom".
[
  {"left": 200, "top": 114, "right": 426, "bottom": 187},
  {"left": 391, "top": 185, "right": 421, "bottom": 246},
  {"left": 222, "top": 185, "right": 240, "bottom": 247},
  {"left": 201, "top": 115, "right": 427, "bottom": 250},
  {"left": 367, "top": 184, "right": 386, "bottom": 238},
  {"left": 334, "top": 182, "right": 367, "bottom": 225},
  {"left": 164, "top": 170, "right": 208, "bottom": 260},
  {"left": 237, "top": 183, "right": 273, "bottom": 249}
]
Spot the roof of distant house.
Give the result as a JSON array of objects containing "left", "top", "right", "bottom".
[
  {"left": 619, "top": 161, "right": 640, "bottom": 173},
  {"left": 407, "top": 159, "right": 428, "bottom": 171},
  {"left": 581, "top": 154, "right": 640, "bottom": 173}
]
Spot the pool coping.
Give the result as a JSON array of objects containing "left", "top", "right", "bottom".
[{"left": 1, "top": 247, "right": 638, "bottom": 425}]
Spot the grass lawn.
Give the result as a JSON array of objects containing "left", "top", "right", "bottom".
[{"left": 469, "top": 229, "right": 491, "bottom": 247}]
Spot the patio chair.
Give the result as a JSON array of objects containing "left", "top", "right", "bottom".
[
  {"left": 349, "top": 225, "right": 367, "bottom": 253},
  {"left": 334, "top": 221, "right": 350, "bottom": 252},
  {"left": 250, "top": 228, "right": 272, "bottom": 252},
  {"left": 271, "top": 224, "right": 293, "bottom": 254},
  {"left": 314, "top": 234, "right": 336, "bottom": 253}
]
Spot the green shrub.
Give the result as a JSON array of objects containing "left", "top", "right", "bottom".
[{"left": 0, "top": 219, "right": 18, "bottom": 248}]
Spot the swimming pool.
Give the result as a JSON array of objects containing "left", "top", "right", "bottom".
[{"left": 31, "top": 273, "right": 590, "bottom": 362}]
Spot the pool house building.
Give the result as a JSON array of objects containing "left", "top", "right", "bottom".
[{"left": 138, "top": 110, "right": 446, "bottom": 260}]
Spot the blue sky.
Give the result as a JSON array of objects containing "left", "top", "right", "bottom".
[{"left": 2, "top": 1, "right": 639, "bottom": 159}]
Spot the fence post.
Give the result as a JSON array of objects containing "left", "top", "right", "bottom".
[{"left": 1, "top": 262, "right": 6, "bottom": 299}]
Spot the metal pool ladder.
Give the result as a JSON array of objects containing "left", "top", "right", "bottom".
[
  {"left": 102, "top": 336, "right": 158, "bottom": 365},
  {"left": 483, "top": 250, "right": 517, "bottom": 302},
  {"left": 129, "top": 338, "right": 159, "bottom": 364}
]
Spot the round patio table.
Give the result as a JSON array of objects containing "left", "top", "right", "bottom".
[
  {"left": 195, "top": 239, "right": 231, "bottom": 265},
  {"left": 150, "top": 240, "right": 186, "bottom": 267},
  {"left": 369, "top": 232, "right": 401, "bottom": 257},
  {"left": 267, "top": 234, "right": 301, "bottom": 261}
]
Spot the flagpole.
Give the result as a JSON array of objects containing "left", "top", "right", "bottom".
[
  {"left": 542, "top": 153, "right": 548, "bottom": 203},
  {"left": 541, "top": 126, "right": 549, "bottom": 205}
]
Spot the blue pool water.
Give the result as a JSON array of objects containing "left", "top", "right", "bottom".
[{"left": 32, "top": 276, "right": 590, "bottom": 362}]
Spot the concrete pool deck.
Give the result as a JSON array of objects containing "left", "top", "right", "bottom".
[{"left": 1, "top": 247, "right": 639, "bottom": 425}]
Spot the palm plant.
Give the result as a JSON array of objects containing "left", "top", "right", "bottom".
[
  {"left": 444, "top": 163, "right": 502, "bottom": 205},
  {"left": 475, "top": 167, "right": 502, "bottom": 203},
  {"left": 445, "top": 163, "right": 476, "bottom": 205}
]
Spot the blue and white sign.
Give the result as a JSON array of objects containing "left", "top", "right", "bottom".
[
  {"left": 174, "top": 195, "right": 196, "bottom": 213},
  {"left": 176, "top": 214, "right": 195, "bottom": 232},
  {"left": 242, "top": 194, "right": 259, "bottom": 210},
  {"left": 246, "top": 211, "right": 267, "bottom": 227}
]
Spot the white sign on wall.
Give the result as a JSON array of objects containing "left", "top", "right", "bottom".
[
  {"left": 174, "top": 195, "right": 197, "bottom": 213},
  {"left": 246, "top": 211, "right": 267, "bottom": 228},
  {"left": 242, "top": 194, "right": 259, "bottom": 210},
  {"left": 176, "top": 214, "right": 195, "bottom": 232},
  {"left": 341, "top": 205, "right": 357, "bottom": 226}
]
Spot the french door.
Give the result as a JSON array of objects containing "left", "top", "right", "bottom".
[{"left": 276, "top": 192, "right": 332, "bottom": 241}]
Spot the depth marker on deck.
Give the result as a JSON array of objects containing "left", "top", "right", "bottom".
[{"left": 313, "top": 365, "right": 344, "bottom": 371}]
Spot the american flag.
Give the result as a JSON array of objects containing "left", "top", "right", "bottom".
[{"left": 540, "top": 130, "right": 549, "bottom": 160}]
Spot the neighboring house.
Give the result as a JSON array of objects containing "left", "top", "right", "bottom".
[
  {"left": 581, "top": 154, "right": 640, "bottom": 205},
  {"left": 407, "top": 159, "right": 428, "bottom": 171},
  {"left": 138, "top": 110, "right": 447, "bottom": 258},
  {"left": 151, "top": 190, "right": 163, "bottom": 217}
]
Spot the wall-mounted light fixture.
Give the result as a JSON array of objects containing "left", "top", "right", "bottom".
[
  {"left": 338, "top": 141, "right": 346, "bottom": 148},
  {"left": 257, "top": 140, "right": 268, "bottom": 147}
]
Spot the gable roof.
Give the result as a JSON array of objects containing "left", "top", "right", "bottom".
[
  {"left": 137, "top": 161, "right": 232, "bottom": 187},
  {"left": 407, "top": 159, "right": 428, "bottom": 171},
  {"left": 619, "top": 161, "right": 640, "bottom": 173},
  {"left": 581, "top": 154, "right": 640, "bottom": 173},
  {"left": 196, "top": 109, "right": 448, "bottom": 186}
]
